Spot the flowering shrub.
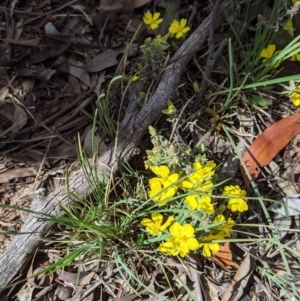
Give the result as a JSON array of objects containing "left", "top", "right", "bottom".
[
  {"left": 141, "top": 126, "right": 248, "bottom": 258},
  {"left": 139, "top": 11, "right": 248, "bottom": 258},
  {"left": 133, "top": 13, "right": 191, "bottom": 82}
]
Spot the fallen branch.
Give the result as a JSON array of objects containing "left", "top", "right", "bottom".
[{"left": 0, "top": 0, "right": 233, "bottom": 291}]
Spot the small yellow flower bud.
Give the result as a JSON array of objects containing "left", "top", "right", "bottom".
[
  {"left": 193, "top": 82, "right": 199, "bottom": 92},
  {"left": 152, "top": 140, "right": 160, "bottom": 147},
  {"left": 257, "top": 14, "right": 264, "bottom": 23},
  {"left": 132, "top": 76, "right": 139, "bottom": 82},
  {"left": 185, "top": 147, "right": 191, "bottom": 155},
  {"left": 161, "top": 140, "right": 169, "bottom": 148},
  {"left": 218, "top": 205, "right": 226, "bottom": 213},
  {"left": 154, "top": 146, "right": 162, "bottom": 154},
  {"left": 172, "top": 156, "right": 179, "bottom": 165},
  {"left": 168, "top": 144, "right": 176, "bottom": 155},
  {"left": 144, "top": 160, "right": 154, "bottom": 169},
  {"left": 146, "top": 150, "right": 153, "bottom": 156},
  {"left": 148, "top": 126, "right": 157, "bottom": 136}
]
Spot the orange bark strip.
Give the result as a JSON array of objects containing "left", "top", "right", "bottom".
[{"left": 242, "top": 112, "right": 300, "bottom": 179}]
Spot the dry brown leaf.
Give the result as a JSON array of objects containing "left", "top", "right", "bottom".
[
  {"left": 12, "top": 105, "right": 27, "bottom": 133},
  {"left": 200, "top": 274, "right": 220, "bottom": 301},
  {"left": 19, "top": 66, "right": 56, "bottom": 82},
  {"left": 14, "top": 18, "right": 24, "bottom": 40},
  {"left": 44, "top": 22, "right": 60, "bottom": 35},
  {"left": 27, "top": 41, "right": 70, "bottom": 65},
  {"left": 16, "top": 283, "right": 34, "bottom": 301},
  {"left": 3, "top": 38, "right": 41, "bottom": 46},
  {"left": 221, "top": 248, "right": 256, "bottom": 301},
  {"left": 57, "top": 270, "right": 91, "bottom": 284},
  {"left": 30, "top": 14, "right": 54, "bottom": 30},
  {"left": 81, "top": 48, "right": 124, "bottom": 72},
  {"left": 134, "top": 0, "right": 152, "bottom": 8},
  {"left": 213, "top": 242, "right": 240, "bottom": 269},
  {"left": 100, "top": 0, "right": 134, "bottom": 13},
  {"left": 81, "top": 45, "right": 137, "bottom": 72},
  {"left": 48, "top": 144, "right": 76, "bottom": 164},
  {"left": 22, "top": 78, "right": 35, "bottom": 93},
  {"left": 68, "top": 64, "right": 91, "bottom": 87},
  {"left": 0, "top": 168, "right": 37, "bottom": 183},
  {"left": 0, "top": 105, "right": 14, "bottom": 122},
  {"left": 79, "top": 272, "right": 95, "bottom": 286}
]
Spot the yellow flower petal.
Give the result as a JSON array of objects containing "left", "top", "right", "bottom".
[
  {"left": 159, "top": 241, "right": 174, "bottom": 255},
  {"left": 260, "top": 44, "right": 276, "bottom": 59},
  {"left": 169, "top": 222, "right": 181, "bottom": 237},
  {"left": 149, "top": 177, "right": 162, "bottom": 192},
  {"left": 180, "top": 18, "right": 187, "bottom": 28},
  {"left": 185, "top": 195, "right": 198, "bottom": 210},
  {"left": 227, "top": 198, "right": 248, "bottom": 212},
  {"left": 152, "top": 165, "right": 170, "bottom": 178},
  {"left": 151, "top": 212, "right": 163, "bottom": 225},
  {"left": 160, "top": 216, "right": 174, "bottom": 231},
  {"left": 186, "top": 238, "right": 200, "bottom": 250},
  {"left": 203, "top": 244, "right": 212, "bottom": 257},
  {"left": 153, "top": 12, "right": 161, "bottom": 22},
  {"left": 181, "top": 224, "right": 195, "bottom": 237}
]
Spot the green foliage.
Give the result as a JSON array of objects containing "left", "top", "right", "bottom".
[{"left": 247, "top": 94, "right": 267, "bottom": 107}]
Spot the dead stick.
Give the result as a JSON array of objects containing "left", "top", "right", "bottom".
[{"left": 193, "top": 0, "right": 227, "bottom": 111}]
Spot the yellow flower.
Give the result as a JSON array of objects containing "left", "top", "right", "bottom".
[
  {"left": 158, "top": 222, "right": 199, "bottom": 257},
  {"left": 162, "top": 100, "right": 176, "bottom": 115},
  {"left": 132, "top": 76, "right": 139, "bottom": 82},
  {"left": 185, "top": 195, "right": 215, "bottom": 214},
  {"left": 148, "top": 165, "right": 179, "bottom": 205},
  {"left": 290, "top": 53, "right": 300, "bottom": 61},
  {"left": 143, "top": 11, "right": 163, "bottom": 30},
  {"left": 260, "top": 44, "right": 276, "bottom": 60},
  {"left": 260, "top": 44, "right": 281, "bottom": 67},
  {"left": 213, "top": 215, "right": 235, "bottom": 237},
  {"left": 181, "top": 161, "right": 215, "bottom": 192},
  {"left": 151, "top": 165, "right": 170, "bottom": 179},
  {"left": 227, "top": 198, "right": 248, "bottom": 212},
  {"left": 291, "top": 85, "right": 300, "bottom": 106},
  {"left": 223, "top": 185, "right": 248, "bottom": 213},
  {"left": 198, "top": 232, "right": 224, "bottom": 257},
  {"left": 141, "top": 213, "right": 174, "bottom": 236},
  {"left": 168, "top": 19, "right": 190, "bottom": 39}
]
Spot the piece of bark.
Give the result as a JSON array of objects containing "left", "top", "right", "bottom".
[{"left": 0, "top": 0, "right": 233, "bottom": 291}]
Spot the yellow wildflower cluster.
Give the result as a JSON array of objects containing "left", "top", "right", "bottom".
[
  {"left": 141, "top": 128, "right": 248, "bottom": 258},
  {"left": 143, "top": 11, "right": 190, "bottom": 39},
  {"left": 133, "top": 12, "right": 190, "bottom": 82}
]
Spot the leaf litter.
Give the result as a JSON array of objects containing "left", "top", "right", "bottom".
[{"left": 0, "top": 0, "right": 300, "bottom": 300}]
